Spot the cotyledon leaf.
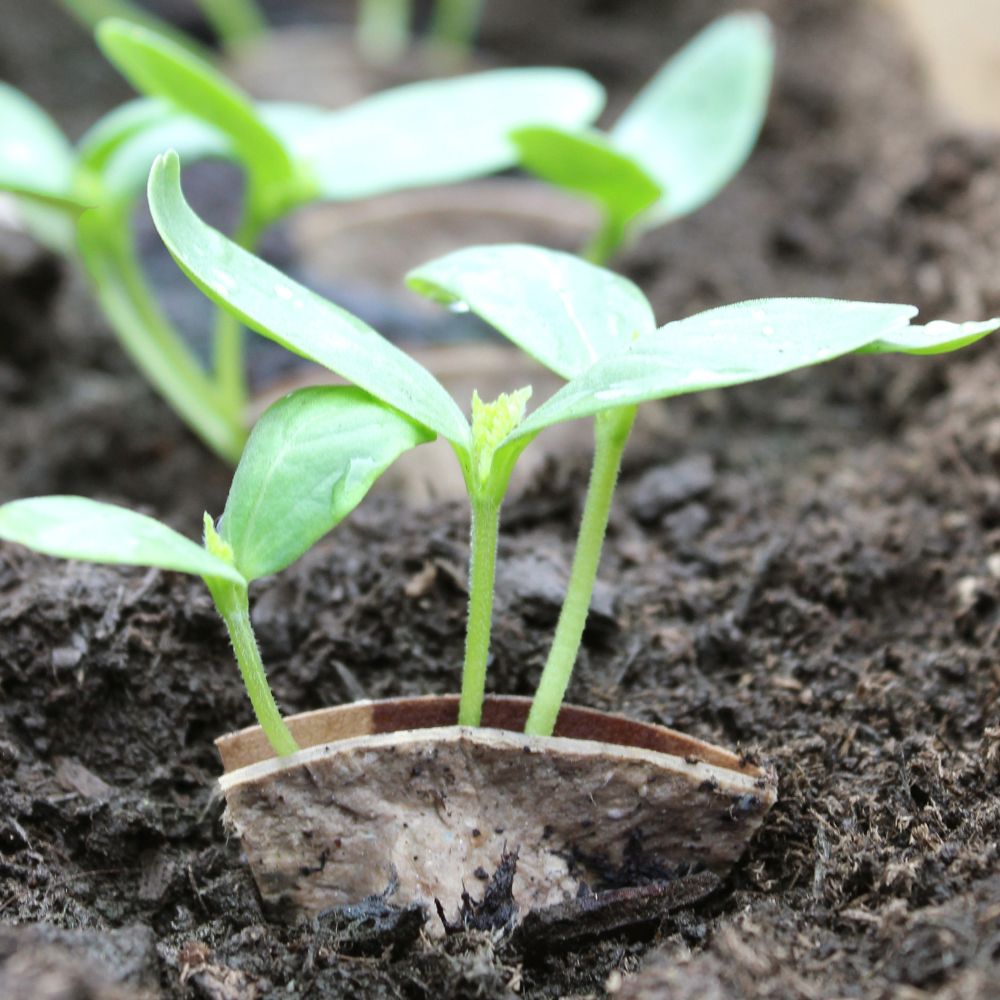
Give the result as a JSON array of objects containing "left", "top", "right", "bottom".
[
  {"left": 287, "top": 68, "right": 606, "bottom": 200},
  {"left": 611, "top": 12, "right": 774, "bottom": 224},
  {"left": 0, "top": 496, "right": 245, "bottom": 584},
  {"left": 97, "top": 19, "right": 300, "bottom": 212},
  {"left": 408, "top": 244, "right": 657, "bottom": 379},
  {"left": 503, "top": 299, "right": 919, "bottom": 441},
  {"left": 0, "top": 83, "right": 86, "bottom": 206},
  {"left": 220, "top": 386, "right": 433, "bottom": 581},
  {"left": 148, "top": 151, "right": 470, "bottom": 449},
  {"left": 508, "top": 125, "right": 662, "bottom": 233},
  {"left": 95, "top": 114, "right": 230, "bottom": 202}
]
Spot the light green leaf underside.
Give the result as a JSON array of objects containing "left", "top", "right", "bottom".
[
  {"left": 96, "top": 19, "right": 297, "bottom": 205},
  {"left": 612, "top": 12, "right": 774, "bottom": 224},
  {"left": 858, "top": 318, "right": 1000, "bottom": 355},
  {"left": 77, "top": 98, "right": 176, "bottom": 173},
  {"left": 408, "top": 244, "right": 657, "bottom": 379},
  {"left": 0, "top": 496, "right": 245, "bottom": 584},
  {"left": 285, "top": 68, "right": 606, "bottom": 200},
  {"left": 148, "top": 151, "right": 470, "bottom": 448},
  {"left": 221, "top": 386, "right": 433, "bottom": 581},
  {"left": 508, "top": 299, "right": 918, "bottom": 440},
  {"left": 510, "top": 125, "right": 662, "bottom": 226},
  {"left": 0, "top": 83, "right": 80, "bottom": 204},
  {"left": 96, "top": 113, "right": 230, "bottom": 202}
]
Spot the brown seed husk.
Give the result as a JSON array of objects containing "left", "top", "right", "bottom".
[{"left": 216, "top": 696, "right": 775, "bottom": 928}]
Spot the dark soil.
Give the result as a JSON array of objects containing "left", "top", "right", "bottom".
[{"left": 2, "top": 1, "right": 1000, "bottom": 997}]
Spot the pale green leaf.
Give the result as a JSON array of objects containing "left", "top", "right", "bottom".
[
  {"left": 0, "top": 496, "right": 245, "bottom": 584},
  {"left": 77, "top": 97, "right": 176, "bottom": 173},
  {"left": 288, "top": 68, "right": 606, "bottom": 200},
  {"left": 148, "top": 151, "right": 470, "bottom": 449},
  {"left": 857, "top": 318, "right": 1000, "bottom": 355},
  {"left": 96, "top": 19, "right": 300, "bottom": 214},
  {"left": 509, "top": 299, "right": 917, "bottom": 439},
  {"left": 408, "top": 244, "right": 656, "bottom": 378},
  {"left": 0, "top": 83, "right": 82, "bottom": 205},
  {"left": 611, "top": 12, "right": 774, "bottom": 223},
  {"left": 220, "top": 386, "right": 433, "bottom": 580},
  {"left": 510, "top": 125, "right": 662, "bottom": 229},
  {"left": 96, "top": 113, "right": 230, "bottom": 202}
]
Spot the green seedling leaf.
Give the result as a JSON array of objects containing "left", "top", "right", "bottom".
[
  {"left": 611, "top": 12, "right": 773, "bottom": 224},
  {"left": 286, "top": 68, "right": 606, "bottom": 200},
  {"left": 94, "top": 113, "right": 230, "bottom": 203},
  {"left": 509, "top": 126, "right": 661, "bottom": 232},
  {"left": 510, "top": 299, "right": 918, "bottom": 440},
  {"left": 77, "top": 97, "right": 176, "bottom": 173},
  {"left": 408, "top": 244, "right": 656, "bottom": 379},
  {"left": 0, "top": 83, "right": 84, "bottom": 206},
  {"left": 858, "top": 318, "right": 1000, "bottom": 355},
  {"left": 0, "top": 496, "right": 245, "bottom": 584},
  {"left": 220, "top": 386, "right": 433, "bottom": 580},
  {"left": 148, "top": 151, "right": 470, "bottom": 448},
  {"left": 97, "top": 19, "right": 301, "bottom": 216}
]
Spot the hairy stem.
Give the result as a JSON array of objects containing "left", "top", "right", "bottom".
[
  {"left": 459, "top": 494, "right": 502, "bottom": 726},
  {"left": 525, "top": 405, "right": 636, "bottom": 736},
  {"left": 207, "top": 577, "right": 299, "bottom": 756}
]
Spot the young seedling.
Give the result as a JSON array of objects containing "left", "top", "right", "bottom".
[
  {"left": 56, "top": 0, "right": 267, "bottom": 53},
  {"left": 0, "top": 386, "right": 432, "bottom": 756},
  {"left": 511, "top": 13, "right": 774, "bottom": 263},
  {"left": 0, "top": 18, "right": 604, "bottom": 461},
  {"left": 407, "top": 243, "right": 1000, "bottom": 734},
  {"left": 148, "top": 159, "right": 999, "bottom": 733}
]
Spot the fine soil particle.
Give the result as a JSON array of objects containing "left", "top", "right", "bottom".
[{"left": 2, "top": 1, "right": 1000, "bottom": 997}]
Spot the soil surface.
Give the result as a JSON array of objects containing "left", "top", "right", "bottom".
[{"left": 2, "top": 1, "right": 1000, "bottom": 997}]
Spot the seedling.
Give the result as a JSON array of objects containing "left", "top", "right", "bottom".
[
  {"left": 146, "top": 157, "right": 1000, "bottom": 735},
  {"left": 0, "top": 18, "right": 604, "bottom": 460},
  {"left": 57, "top": 0, "right": 267, "bottom": 53},
  {"left": 408, "top": 244, "right": 1000, "bottom": 733},
  {"left": 511, "top": 13, "right": 774, "bottom": 263},
  {"left": 0, "top": 386, "right": 432, "bottom": 755}
]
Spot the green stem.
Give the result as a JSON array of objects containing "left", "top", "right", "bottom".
[
  {"left": 77, "top": 207, "right": 246, "bottom": 463},
  {"left": 582, "top": 211, "right": 628, "bottom": 266},
  {"left": 195, "top": 0, "right": 266, "bottom": 50},
  {"left": 459, "top": 494, "right": 502, "bottom": 726},
  {"left": 207, "top": 577, "right": 299, "bottom": 756},
  {"left": 358, "top": 0, "right": 412, "bottom": 62},
  {"left": 525, "top": 405, "right": 636, "bottom": 736}
]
